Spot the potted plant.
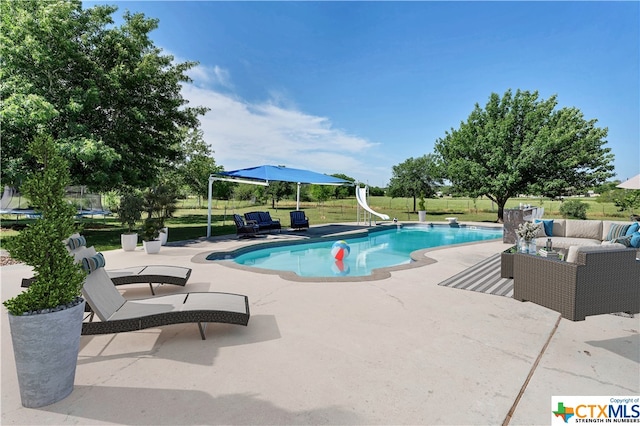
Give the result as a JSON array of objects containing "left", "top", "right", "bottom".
[
  {"left": 3, "top": 135, "right": 86, "bottom": 408},
  {"left": 515, "top": 221, "right": 541, "bottom": 254},
  {"left": 117, "top": 192, "right": 144, "bottom": 251},
  {"left": 417, "top": 195, "right": 427, "bottom": 222},
  {"left": 143, "top": 184, "right": 179, "bottom": 245},
  {"left": 142, "top": 218, "right": 163, "bottom": 254}
]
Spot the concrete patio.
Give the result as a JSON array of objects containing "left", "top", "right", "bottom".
[{"left": 2, "top": 222, "right": 638, "bottom": 425}]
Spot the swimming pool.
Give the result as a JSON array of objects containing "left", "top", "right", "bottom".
[{"left": 209, "top": 224, "right": 502, "bottom": 279}]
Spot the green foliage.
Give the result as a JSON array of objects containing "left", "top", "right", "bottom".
[
  {"left": 417, "top": 195, "right": 426, "bottom": 211},
  {"left": 177, "top": 128, "right": 221, "bottom": 202},
  {"left": 3, "top": 135, "right": 86, "bottom": 316},
  {"left": 388, "top": 154, "right": 442, "bottom": 212},
  {"left": 309, "top": 185, "right": 334, "bottom": 203},
  {"left": 143, "top": 183, "right": 180, "bottom": 226},
  {"left": 329, "top": 173, "right": 355, "bottom": 199},
  {"left": 117, "top": 192, "right": 144, "bottom": 233},
  {"left": 141, "top": 217, "right": 163, "bottom": 241},
  {"left": 434, "top": 89, "right": 614, "bottom": 221},
  {"left": 233, "top": 184, "right": 262, "bottom": 202},
  {"left": 265, "top": 181, "right": 295, "bottom": 208},
  {"left": 612, "top": 190, "right": 640, "bottom": 215},
  {"left": 0, "top": 0, "right": 208, "bottom": 190},
  {"left": 559, "top": 199, "right": 589, "bottom": 219}
]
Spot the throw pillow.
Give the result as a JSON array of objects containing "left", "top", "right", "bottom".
[
  {"left": 81, "top": 252, "right": 106, "bottom": 273},
  {"left": 625, "top": 222, "right": 639, "bottom": 236},
  {"left": 534, "top": 219, "right": 554, "bottom": 237},
  {"left": 67, "top": 235, "right": 87, "bottom": 250},
  {"left": 612, "top": 235, "right": 633, "bottom": 247},
  {"left": 606, "top": 223, "right": 632, "bottom": 240},
  {"left": 630, "top": 231, "right": 640, "bottom": 249}
]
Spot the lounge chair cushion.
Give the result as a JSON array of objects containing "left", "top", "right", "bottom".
[{"left": 82, "top": 266, "right": 126, "bottom": 321}]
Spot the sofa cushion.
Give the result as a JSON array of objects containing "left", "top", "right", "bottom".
[
  {"left": 534, "top": 236, "right": 600, "bottom": 251},
  {"left": 630, "top": 231, "right": 640, "bottom": 249},
  {"left": 549, "top": 219, "right": 566, "bottom": 237},
  {"left": 564, "top": 220, "right": 602, "bottom": 240},
  {"left": 566, "top": 244, "right": 627, "bottom": 264}
]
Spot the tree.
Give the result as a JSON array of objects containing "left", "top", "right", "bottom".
[
  {"left": 434, "top": 90, "right": 614, "bottom": 222},
  {"left": 387, "top": 155, "right": 442, "bottom": 212},
  {"left": 0, "top": 1, "right": 208, "bottom": 191},
  {"left": 329, "top": 174, "right": 355, "bottom": 199},
  {"left": 265, "top": 181, "right": 295, "bottom": 208},
  {"left": 177, "top": 129, "right": 221, "bottom": 206}
]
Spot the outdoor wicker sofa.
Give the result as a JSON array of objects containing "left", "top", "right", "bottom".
[
  {"left": 513, "top": 247, "right": 639, "bottom": 321},
  {"left": 81, "top": 252, "right": 250, "bottom": 340},
  {"left": 244, "top": 211, "right": 281, "bottom": 233}
]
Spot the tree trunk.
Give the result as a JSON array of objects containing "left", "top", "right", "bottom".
[{"left": 497, "top": 201, "right": 506, "bottom": 223}]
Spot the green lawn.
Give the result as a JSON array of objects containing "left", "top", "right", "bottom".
[{"left": 0, "top": 196, "right": 632, "bottom": 252}]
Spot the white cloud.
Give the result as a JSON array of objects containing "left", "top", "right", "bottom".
[{"left": 180, "top": 73, "right": 390, "bottom": 186}]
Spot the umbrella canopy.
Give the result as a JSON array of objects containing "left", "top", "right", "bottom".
[
  {"left": 217, "top": 165, "right": 350, "bottom": 186},
  {"left": 206, "top": 165, "right": 351, "bottom": 237},
  {"left": 616, "top": 174, "right": 640, "bottom": 190}
]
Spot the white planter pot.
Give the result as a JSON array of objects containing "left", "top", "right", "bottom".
[
  {"left": 157, "top": 227, "right": 168, "bottom": 245},
  {"left": 418, "top": 211, "right": 427, "bottom": 222},
  {"left": 121, "top": 233, "right": 138, "bottom": 251},
  {"left": 8, "top": 300, "right": 85, "bottom": 408},
  {"left": 143, "top": 240, "right": 162, "bottom": 254}
]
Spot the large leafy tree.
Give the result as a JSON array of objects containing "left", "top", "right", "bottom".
[
  {"left": 176, "top": 128, "right": 223, "bottom": 206},
  {"left": 434, "top": 90, "right": 614, "bottom": 222},
  {"left": 387, "top": 155, "right": 442, "bottom": 212},
  {"left": 1, "top": 0, "right": 207, "bottom": 191}
]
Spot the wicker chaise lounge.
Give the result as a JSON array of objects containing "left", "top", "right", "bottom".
[
  {"left": 513, "top": 247, "right": 639, "bottom": 321},
  {"left": 22, "top": 245, "right": 193, "bottom": 295},
  {"left": 81, "top": 253, "right": 250, "bottom": 340}
]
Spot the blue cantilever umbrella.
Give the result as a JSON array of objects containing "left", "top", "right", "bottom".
[{"left": 207, "top": 165, "right": 351, "bottom": 236}]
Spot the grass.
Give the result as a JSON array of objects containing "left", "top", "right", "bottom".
[{"left": 0, "top": 196, "right": 632, "bottom": 252}]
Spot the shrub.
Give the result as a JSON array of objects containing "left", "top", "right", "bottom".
[
  {"left": 3, "top": 135, "right": 86, "bottom": 316},
  {"left": 559, "top": 199, "right": 589, "bottom": 220}
]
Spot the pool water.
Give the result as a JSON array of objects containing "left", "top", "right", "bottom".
[{"left": 227, "top": 225, "right": 501, "bottom": 278}]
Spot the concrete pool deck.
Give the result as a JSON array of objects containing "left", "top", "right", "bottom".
[{"left": 2, "top": 221, "right": 638, "bottom": 425}]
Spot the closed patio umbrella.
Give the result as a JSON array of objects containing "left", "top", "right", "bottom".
[{"left": 616, "top": 174, "right": 640, "bottom": 190}]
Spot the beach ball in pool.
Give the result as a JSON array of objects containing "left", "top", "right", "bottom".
[
  {"left": 332, "top": 260, "right": 350, "bottom": 276},
  {"left": 331, "top": 240, "right": 350, "bottom": 260}
]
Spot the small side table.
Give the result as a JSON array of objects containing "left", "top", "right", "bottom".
[{"left": 501, "top": 246, "right": 517, "bottom": 278}]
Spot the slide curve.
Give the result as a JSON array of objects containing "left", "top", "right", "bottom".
[{"left": 356, "top": 186, "right": 390, "bottom": 221}]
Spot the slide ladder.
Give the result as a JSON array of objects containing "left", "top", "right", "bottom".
[{"left": 356, "top": 186, "right": 390, "bottom": 222}]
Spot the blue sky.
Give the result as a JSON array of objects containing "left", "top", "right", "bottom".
[{"left": 87, "top": 1, "right": 639, "bottom": 188}]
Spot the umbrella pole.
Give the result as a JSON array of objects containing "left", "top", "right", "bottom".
[{"left": 296, "top": 183, "right": 301, "bottom": 210}]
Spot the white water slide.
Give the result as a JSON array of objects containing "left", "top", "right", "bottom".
[{"left": 356, "top": 186, "right": 390, "bottom": 221}]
